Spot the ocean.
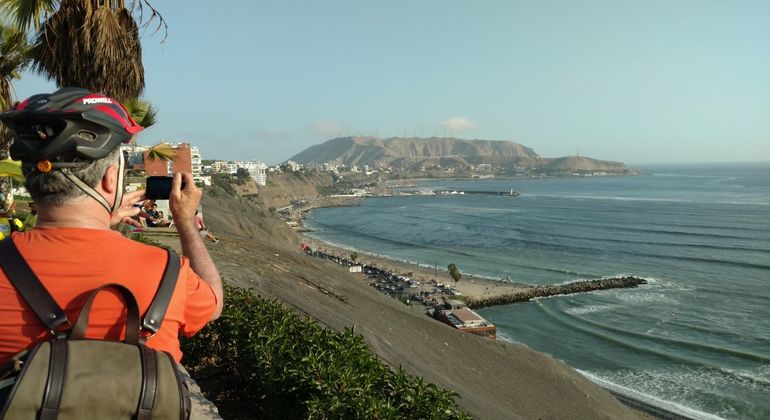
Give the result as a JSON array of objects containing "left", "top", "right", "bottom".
[{"left": 303, "top": 162, "right": 770, "bottom": 419}]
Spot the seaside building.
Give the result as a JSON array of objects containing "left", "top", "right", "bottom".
[
  {"left": 435, "top": 301, "right": 496, "bottom": 339},
  {"left": 247, "top": 161, "right": 268, "bottom": 186}
]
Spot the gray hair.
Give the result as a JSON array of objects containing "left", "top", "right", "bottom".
[{"left": 23, "top": 148, "right": 121, "bottom": 207}]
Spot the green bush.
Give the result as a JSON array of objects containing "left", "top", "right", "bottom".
[
  {"left": 182, "top": 285, "right": 470, "bottom": 419},
  {"left": 208, "top": 174, "right": 238, "bottom": 197}
]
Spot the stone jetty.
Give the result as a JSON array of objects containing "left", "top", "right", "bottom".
[{"left": 465, "top": 276, "right": 648, "bottom": 309}]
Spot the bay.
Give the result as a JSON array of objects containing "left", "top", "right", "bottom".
[{"left": 304, "top": 162, "right": 770, "bottom": 419}]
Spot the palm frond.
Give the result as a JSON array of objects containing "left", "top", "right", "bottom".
[
  {"left": 31, "top": 0, "right": 144, "bottom": 101},
  {"left": 0, "top": 0, "right": 58, "bottom": 31},
  {"left": 122, "top": 97, "right": 157, "bottom": 129},
  {"left": 0, "top": 23, "right": 31, "bottom": 159},
  {"left": 145, "top": 143, "right": 174, "bottom": 162}
]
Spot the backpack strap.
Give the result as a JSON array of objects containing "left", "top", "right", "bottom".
[
  {"left": 142, "top": 250, "right": 181, "bottom": 335},
  {"left": 69, "top": 283, "right": 142, "bottom": 344},
  {"left": 0, "top": 239, "right": 70, "bottom": 334}
]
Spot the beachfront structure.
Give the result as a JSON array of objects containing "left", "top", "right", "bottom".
[{"left": 436, "top": 303, "right": 496, "bottom": 340}]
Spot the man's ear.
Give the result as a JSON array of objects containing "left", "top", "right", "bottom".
[{"left": 101, "top": 164, "right": 119, "bottom": 194}]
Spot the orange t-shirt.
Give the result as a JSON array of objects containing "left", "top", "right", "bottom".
[{"left": 0, "top": 228, "right": 217, "bottom": 363}]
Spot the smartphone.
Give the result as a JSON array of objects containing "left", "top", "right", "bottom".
[{"left": 145, "top": 176, "right": 184, "bottom": 200}]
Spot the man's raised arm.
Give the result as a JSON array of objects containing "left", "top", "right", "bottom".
[{"left": 169, "top": 172, "right": 223, "bottom": 319}]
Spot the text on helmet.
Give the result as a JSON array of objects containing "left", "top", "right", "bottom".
[{"left": 82, "top": 97, "right": 113, "bottom": 105}]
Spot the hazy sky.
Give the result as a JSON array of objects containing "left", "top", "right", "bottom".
[{"left": 13, "top": 0, "right": 770, "bottom": 165}]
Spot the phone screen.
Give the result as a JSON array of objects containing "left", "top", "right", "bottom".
[{"left": 145, "top": 176, "right": 173, "bottom": 199}]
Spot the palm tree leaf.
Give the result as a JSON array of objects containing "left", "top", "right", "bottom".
[
  {"left": 0, "top": 0, "right": 58, "bottom": 31},
  {"left": 122, "top": 97, "right": 158, "bottom": 130},
  {"left": 0, "top": 23, "right": 31, "bottom": 160},
  {"left": 0, "top": 158, "right": 24, "bottom": 181},
  {"left": 31, "top": 0, "right": 144, "bottom": 101},
  {"left": 146, "top": 143, "right": 174, "bottom": 162}
]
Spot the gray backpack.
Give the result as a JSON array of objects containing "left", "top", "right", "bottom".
[{"left": 0, "top": 239, "right": 191, "bottom": 419}]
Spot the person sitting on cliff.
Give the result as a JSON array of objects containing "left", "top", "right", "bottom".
[
  {"left": 146, "top": 203, "right": 171, "bottom": 227},
  {"left": 194, "top": 210, "right": 219, "bottom": 243}
]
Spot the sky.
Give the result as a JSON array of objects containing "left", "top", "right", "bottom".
[{"left": 12, "top": 0, "right": 770, "bottom": 165}]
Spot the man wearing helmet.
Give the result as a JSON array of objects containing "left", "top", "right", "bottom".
[{"left": 0, "top": 88, "right": 223, "bottom": 416}]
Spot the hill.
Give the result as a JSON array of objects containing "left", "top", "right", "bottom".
[
  {"left": 288, "top": 136, "right": 637, "bottom": 175},
  {"left": 289, "top": 136, "right": 539, "bottom": 167}
]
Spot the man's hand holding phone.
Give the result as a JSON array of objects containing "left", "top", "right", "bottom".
[{"left": 168, "top": 172, "right": 201, "bottom": 226}]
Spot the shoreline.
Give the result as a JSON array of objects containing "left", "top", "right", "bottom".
[
  {"left": 298, "top": 235, "right": 531, "bottom": 301},
  {"left": 298, "top": 233, "right": 646, "bottom": 305}
]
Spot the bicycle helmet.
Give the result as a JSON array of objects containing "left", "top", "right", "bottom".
[
  {"left": 0, "top": 87, "right": 143, "bottom": 167},
  {"left": 0, "top": 87, "right": 144, "bottom": 214}
]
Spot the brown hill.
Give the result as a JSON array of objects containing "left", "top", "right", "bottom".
[
  {"left": 288, "top": 136, "right": 540, "bottom": 167},
  {"left": 289, "top": 137, "right": 638, "bottom": 175}
]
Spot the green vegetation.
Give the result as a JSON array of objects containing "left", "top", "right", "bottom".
[
  {"left": 122, "top": 97, "right": 158, "bottom": 130},
  {"left": 145, "top": 143, "right": 175, "bottom": 162},
  {"left": 234, "top": 167, "right": 251, "bottom": 185},
  {"left": 208, "top": 173, "right": 238, "bottom": 198},
  {"left": 448, "top": 263, "right": 462, "bottom": 286},
  {"left": 0, "top": 23, "right": 31, "bottom": 198},
  {"left": 181, "top": 285, "right": 470, "bottom": 420},
  {"left": 350, "top": 251, "right": 358, "bottom": 262}
]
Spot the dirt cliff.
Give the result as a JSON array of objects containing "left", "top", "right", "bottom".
[{"left": 246, "top": 172, "right": 335, "bottom": 210}]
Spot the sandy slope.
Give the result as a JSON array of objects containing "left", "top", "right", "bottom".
[{"left": 201, "top": 195, "right": 642, "bottom": 420}]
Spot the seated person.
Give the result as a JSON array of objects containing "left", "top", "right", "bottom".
[
  {"left": 194, "top": 210, "right": 219, "bottom": 243},
  {"left": 146, "top": 203, "right": 171, "bottom": 227}
]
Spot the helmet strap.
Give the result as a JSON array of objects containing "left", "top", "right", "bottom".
[{"left": 59, "top": 152, "right": 126, "bottom": 216}]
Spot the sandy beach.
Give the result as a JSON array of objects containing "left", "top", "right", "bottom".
[{"left": 298, "top": 235, "right": 532, "bottom": 301}]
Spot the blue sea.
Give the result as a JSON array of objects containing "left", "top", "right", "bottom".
[{"left": 304, "top": 162, "right": 770, "bottom": 419}]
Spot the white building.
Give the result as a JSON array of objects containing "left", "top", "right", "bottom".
[
  {"left": 286, "top": 160, "right": 301, "bottom": 172},
  {"left": 247, "top": 161, "right": 268, "bottom": 186},
  {"left": 191, "top": 146, "right": 203, "bottom": 183}
]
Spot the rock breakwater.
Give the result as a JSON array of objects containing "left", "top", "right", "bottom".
[{"left": 465, "top": 276, "right": 647, "bottom": 309}]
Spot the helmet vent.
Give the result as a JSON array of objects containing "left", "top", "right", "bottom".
[{"left": 76, "top": 130, "right": 97, "bottom": 141}]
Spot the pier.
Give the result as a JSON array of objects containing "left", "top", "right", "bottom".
[
  {"left": 464, "top": 277, "right": 648, "bottom": 309},
  {"left": 433, "top": 189, "right": 520, "bottom": 196}
]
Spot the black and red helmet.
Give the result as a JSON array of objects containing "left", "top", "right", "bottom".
[{"left": 0, "top": 87, "right": 143, "bottom": 169}]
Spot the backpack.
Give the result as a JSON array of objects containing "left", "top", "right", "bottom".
[{"left": 0, "top": 239, "right": 191, "bottom": 419}]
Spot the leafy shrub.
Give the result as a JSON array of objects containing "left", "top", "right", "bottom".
[
  {"left": 182, "top": 285, "right": 470, "bottom": 419},
  {"left": 208, "top": 174, "right": 238, "bottom": 197}
]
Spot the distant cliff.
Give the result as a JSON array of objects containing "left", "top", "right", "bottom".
[
  {"left": 288, "top": 136, "right": 636, "bottom": 175},
  {"left": 252, "top": 172, "right": 335, "bottom": 210}
]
